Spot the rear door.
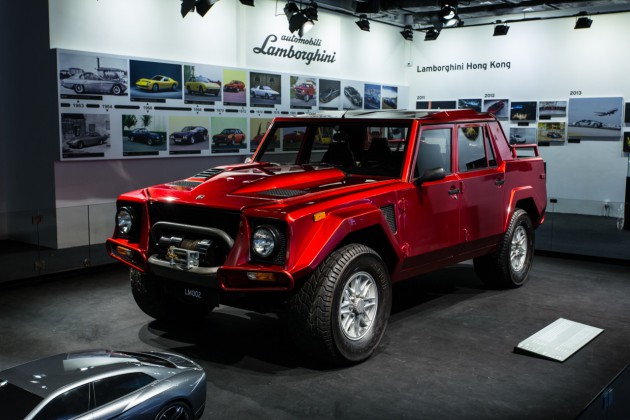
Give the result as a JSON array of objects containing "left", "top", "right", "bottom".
[{"left": 455, "top": 123, "right": 506, "bottom": 257}]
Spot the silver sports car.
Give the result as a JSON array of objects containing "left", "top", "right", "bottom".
[
  {"left": 0, "top": 349, "right": 206, "bottom": 419},
  {"left": 61, "top": 72, "right": 128, "bottom": 95}
]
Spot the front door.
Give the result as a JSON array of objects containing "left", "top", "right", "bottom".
[{"left": 399, "top": 126, "right": 461, "bottom": 277}]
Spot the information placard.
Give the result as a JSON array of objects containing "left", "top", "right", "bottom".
[{"left": 515, "top": 318, "right": 603, "bottom": 362}]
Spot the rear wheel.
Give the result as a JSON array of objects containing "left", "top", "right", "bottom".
[
  {"left": 289, "top": 244, "right": 391, "bottom": 365},
  {"left": 152, "top": 84, "right": 159, "bottom": 92},
  {"left": 74, "top": 84, "right": 84, "bottom": 94},
  {"left": 473, "top": 209, "right": 534, "bottom": 288},
  {"left": 111, "top": 84, "right": 122, "bottom": 95},
  {"left": 130, "top": 269, "right": 211, "bottom": 322}
]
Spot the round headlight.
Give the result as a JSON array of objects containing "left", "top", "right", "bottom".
[
  {"left": 116, "top": 207, "right": 135, "bottom": 236},
  {"left": 251, "top": 225, "right": 279, "bottom": 259}
]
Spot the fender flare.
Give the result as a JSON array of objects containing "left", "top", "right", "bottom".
[{"left": 290, "top": 203, "right": 402, "bottom": 281}]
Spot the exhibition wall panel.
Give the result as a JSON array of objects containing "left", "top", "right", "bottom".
[{"left": 405, "top": 13, "right": 630, "bottom": 215}]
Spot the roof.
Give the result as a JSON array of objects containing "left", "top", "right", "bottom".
[
  {"left": 0, "top": 351, "right": 144, "bottom": 398},
  {"left": 278, "top": 109, "right": 496, "bottom": 123}
]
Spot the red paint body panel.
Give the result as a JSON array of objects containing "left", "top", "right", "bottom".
[{"left": 107, "top": 110, "right": 547, "bottom": 308}]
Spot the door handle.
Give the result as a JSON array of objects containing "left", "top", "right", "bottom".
[
  {"left": 448, "top": 188, "right": 460, "bottom": 195},
  {"left": 495, "top": 178, "right": 505, "bottom": 186}
]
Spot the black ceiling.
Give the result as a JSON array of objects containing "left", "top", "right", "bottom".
[{"left": 312, "top": 0, "right": 630, "bottom": 29}]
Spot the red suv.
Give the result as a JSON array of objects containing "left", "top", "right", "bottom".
[{"left": 108, "top": 110, "right": 547, "bottom": 364}]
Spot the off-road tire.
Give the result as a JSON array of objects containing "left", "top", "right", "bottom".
[
  {"left": 473, "top": 209, "right": 534, "bottom": 288},
  {"left": 289, "top": 244, "right": 392, "bottom": 365},
  {"left": 130, "top": 269, "right": 210, "bottom": 322}
]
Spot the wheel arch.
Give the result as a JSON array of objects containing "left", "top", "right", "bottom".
[
  {"left": 506, "top": 187, "right": 545, "bottom": 230},
  {"left": 337, "top": 225, "right": 398, "bottom": 274},
  {"left": 290, "top": 206, "right": 402, "bottom": 282}
]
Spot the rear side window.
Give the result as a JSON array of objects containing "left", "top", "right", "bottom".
[
  {"left": 458, "top": 125, "right": 489, "bottom": 172},
  {"left": 93, "top": 372, "right": 155, "bottom": 408}
]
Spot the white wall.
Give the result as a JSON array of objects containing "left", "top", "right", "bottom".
[
  {"left": 48, "top": 1, "right": 629, "bottom": 247},
  {"left": 403, "top": 14, "right": 630, "bottom": 213},
  {"left": 48, "top": 0, "right": 410, "bottom": 248}
]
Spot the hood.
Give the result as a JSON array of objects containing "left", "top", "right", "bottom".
[{"left": 145, "top": 163, "right": 351, "bottom": 210}]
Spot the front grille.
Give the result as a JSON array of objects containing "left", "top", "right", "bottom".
[
  {"left": 148, "top": 202, "right": 241, "bottom": 239},
  {"left": 148, "top": 202, "right": 241, "bottom": 268}
]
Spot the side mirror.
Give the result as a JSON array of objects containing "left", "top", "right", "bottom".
[{"left": 414, "top": 167, "right": 446, "bottom": 186}]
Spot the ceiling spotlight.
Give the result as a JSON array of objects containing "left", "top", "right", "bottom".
[
  {"left": 493, "top": 22, "right": 509, "bottom": 36},
  {"left": 439, "top": 0, "right": 460, "bottom": 27},
  {"left": 356, "top": 14, "right": 370, "bottom": 31},
  {"left": 400, "top": 25, "right": 413, "bottom": 41},
  {"left": 303, "top": 2, "right": 318, "bottom": 21},
  {"left": 194, "top": 0, "right": 213, "bottom": 16},
  {"left": 181, "top": 0, "right": 215, "bottom": 18},
  {"left": 574, "top": 13, "right": 592, "bottom": 29},
  {"left": 424, "top": 28, "right": 440, "bottom": 41},
  {"left": 239, "top": 0, "right": 254, "bottom": 5},
  {"left": 181, "top": 0, "right": 196, "bottom": 17},
  {"left": 284, "top": 1, "right": 316, "bottom": 37}
]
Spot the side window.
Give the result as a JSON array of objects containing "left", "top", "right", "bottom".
[
  {"left": 415, "top": 128, "right": 451, "bottom": 178},
  {"left": 34, "top": 383, "right": 90, "bottom": 419},
  {"left": 93, "top": 372, "right": 155, "bottom": 408},
  {"left": 458, "top": 125, "right": 488, "bottom": 172}
]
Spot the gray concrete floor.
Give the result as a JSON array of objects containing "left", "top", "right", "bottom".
[{"left": 1, "top": 255, "right": 629, "bottom": 419}]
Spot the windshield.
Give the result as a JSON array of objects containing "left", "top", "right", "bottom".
[
  {"left": 254, "top": 120, "right": 411, "bottom": 178},
  {"left": 0, "top": 381, "right": 43, "bottom": 419}
]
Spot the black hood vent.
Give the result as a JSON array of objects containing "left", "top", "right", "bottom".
[
  {"left": 260, "top": 188, "right": 308, "bottom": 198},
  {"left": 195, "top": 168, "right": 225, "bottom": 179}
]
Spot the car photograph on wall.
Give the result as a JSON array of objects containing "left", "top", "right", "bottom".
[
  {"left": 223, "top": 80, "right": 245, "bottom": 92},
  {"left": 250, "top": 85, "right": 279, "bottom": 99},
  {"left": 66, "top": 131, "right": 109, "bottom": 149},
  {"left": 185, "top": 76, "right": 221, "bottom": 96},
  {"left": 344, "top": 86, "right": 363, "bottom": 107},
  {"left": 170, "top": 126, "right": 208, "bottom": 145},
  {"left": 128, "top": 127, "right": 164, "bottom": 145},
  {"left": 135, "top": 75, "right": 178, "bottom": 92},
  {"left": 573, "top": 119, "right": 603, "bottom": 128},
  {"left": 319, "top": 87, "right": 340, "bottom": 104},
  {"left": 212, "top": 128, "right": 245, "bottom": 145},
  {"left": 60, "top": 72, "right": 127, "bottom": 96},
  {"left": 0, "top": 349, "right": 206, "bottom": 420}
]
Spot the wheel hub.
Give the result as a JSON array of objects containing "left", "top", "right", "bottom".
[
  {"left": 510, "top": 225, "right": 528, "bottom": 272},
  {"left": 339, "top": 271, "right": 378, "bottom": 341}
]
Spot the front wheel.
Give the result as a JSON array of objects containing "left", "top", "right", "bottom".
[
  {"left": 130, "top": 269, "right": 211, "bottom": 322},
  {"left": 154, "top": 401, "right": 193, "bottom": 420},
  {"left": 473, "top": 209, "right": 534, "bottom": 288},
  {"left": 289, "top": 244, "right": 392, "bottom": 365}
]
